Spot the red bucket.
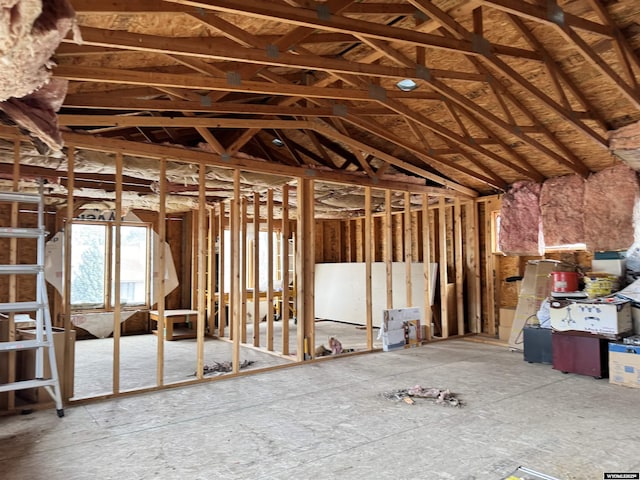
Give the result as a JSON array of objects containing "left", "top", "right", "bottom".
[{"left": 551, "top": 271, "right": 579, "bottom": 293}]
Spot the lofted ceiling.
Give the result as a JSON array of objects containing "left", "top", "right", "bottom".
[{"left": 2, "top": 0, "right": 640, "bottom": 207}]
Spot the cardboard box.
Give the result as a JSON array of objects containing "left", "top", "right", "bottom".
[
  {"left": 550, "top": 298, "right": 632, "bottom": 337},
  {"left": 380, "top": 307, "right": 421, "bottom": 351},
  {"left": 591, "top": 259, "right": 626, "bottom": 277},
  {"left": 631, "top": 303, "right": 640, "bottom": 334},
  {"left": 609, "top": 342, "right": 640, "bottom": 388},
  {"left": 16, "top": 327, "right": 75, "bottom": 403}
]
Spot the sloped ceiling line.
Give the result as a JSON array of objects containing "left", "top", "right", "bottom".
[
  {"left": 352, "top": 33, "right": 552, "bottom": 179},
  {"left": 482, "top": 0, "right": 640, "bottom": 109},
  {"left": 409, "top": 2, "right": 601, "bottom": 172},
  {"left": 3, "top": 0, "right": 638, "bottom": 205}
]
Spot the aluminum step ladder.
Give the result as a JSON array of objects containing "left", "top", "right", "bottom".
[{"left": 0, "top": 190, "right": 64, "bottom": 417}]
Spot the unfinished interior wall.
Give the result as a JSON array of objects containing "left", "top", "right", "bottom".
[
  {"left": 315, "top": 194, "right": 479, "bottom": 339},
  {"left": 0, "top": 140, "right": 482, "bottom": 413}
]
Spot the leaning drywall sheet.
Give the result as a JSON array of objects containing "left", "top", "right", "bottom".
[{"left": 314, "top": 262, "right": 437, "bottom": 327}]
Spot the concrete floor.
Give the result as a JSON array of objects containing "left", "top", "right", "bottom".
[{"left": 1, "top": 338, "right": 639, "bottom": 480}]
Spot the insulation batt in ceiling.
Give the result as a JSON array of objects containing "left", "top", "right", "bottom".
[
  {"left": 499, "top": 181, "right": 543, "bottom": 256},
  {"left": 0, "top": 0, "right": 77, "bottom": 152},
  {"left": 540, "top": 174, "right": 585, "bottom": 247},
  {"left": 610, "top": 120, "right": 640, "bottom": 171},
  {"left": 584, "top": 164, "right": 639, "bottom": 252}
]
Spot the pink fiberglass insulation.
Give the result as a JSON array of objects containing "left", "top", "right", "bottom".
[
  {"left": 499, "top": 181, "right": 543, "bottom": 256},
  {"left": 0, "top": 78, "right": 67, "bottom": 152},
  {"left": 584, "top": 164, "right": 639, "bottom": 251},
  {"left": 540, "top": 174, "right": 585, "bottom": 247}
]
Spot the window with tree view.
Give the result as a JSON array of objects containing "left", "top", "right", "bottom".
[{"left": 70, "top": 222, "right": 150, "bottom": 309}]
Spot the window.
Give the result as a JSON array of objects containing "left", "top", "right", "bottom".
[
  {"left": 70, "top": 221, "right": 151, "bottom": 309},
  {"left": 492, "top": 210, "right": 586, "bottom": 253},
  {"left": 222, "top": 228, "right": 284, "bottom": 292}
]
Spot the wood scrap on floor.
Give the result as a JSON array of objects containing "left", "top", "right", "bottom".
[
  {"left": 383, "top": 385, "right": 462, "bottom": 407},
  {"left": 191, "top": 359, "right": 255, "bottom": 376}
]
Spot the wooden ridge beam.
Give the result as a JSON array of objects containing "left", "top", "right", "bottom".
[
  {"left": 162, "top": 0, "right": 540, "bottom": 60},
  {"left": 62, "top": 95, "right": 395, "bottom": 116},
  {"left": 67, "top": 26, "right": 458, "bottom": 82},
  {"left": 73, "top": 0, "right": 419, "bottom": 16},
  {"left": 54, "top": 65, "right": 423, "bottom": 102},
  {"left": 58, "top": 115, "right": 313, "bottom": 129}
]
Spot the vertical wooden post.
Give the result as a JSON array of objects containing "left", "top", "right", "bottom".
[
  {"left": 206, "top": 201, "right": 216, "bottom": 337},
  {"left": 364, "top": 187, "right": 373, "bottom": 350},
  {"left": 421, "top": 194, "right": 432, "bottom": 341},
  {"left": 384, "top": 190, "right": 393, "bottom": 309},
  {"left": 191, "top": 208, "right": 199, "bottom": 311},
  {"left": 454, "top": 198, "right": 465, "bottom": 336},
  {"left": 344, "top": 219, "right": 352, "bottom": 262},
  {"left": 393, "top": 213, "right": 402, "bottom": 261},
  {"left": 231, "top": 170, "right": 241, "bottom": 373},
  {"left": 112, "top": 152, "right": 123, "bottom": 394},
  {"left": 266, "top": 188, "right": 274, "bottom": 351},
  {"left": 404, "top": 191, "right": 413, "bottom": 307},
  {"left": 438, "top": 197, "right": 449, "bottom": 338},
  {"left": 217, "top": 201, "right": 226, "bottom": 337},
  {"left": 483, "top": 199, "right": 498, "bottom": 336},
  {"left": 281, "top": 185, "right": 290, "bottom": 356},
  {"left": 466, "top": 200, "right": 482, "bottom": 333},
  {"left": 355, "top": 218, "right": 363, "bottom": 262},
  {"left": 61, "top": 146, "right": 74, "bottom": 401},
  {"left": 252, "top": 192, "right": 260, "bottom": 347},
  {"left": 411, "top": 210, "right": 419, "bottom": 261},
  {"left": 196, "top": 163, "right": 207, "bottom": 378},
  {"left": 156, "top": 158, "right": 166, "bottom": 385},
  {"left": 241, "top": 196, "right": 248, "bottom": 344},
  {"left": 296, "top": 179, "right": 314, "bottom": 361}
]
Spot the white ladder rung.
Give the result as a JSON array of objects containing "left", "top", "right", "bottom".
[
  {"left": 0, "top": 379, "right": 57, "bottom": 393},
  {"left": 0, "top": 339, "right": 51, "bottom": 352},
  {"left": 0, "top": 301, "right": 42, "bottom": 312},
  {"left": 0, "top": 227, "right": 46, "bottom": 238},
  {"left": 0, "top": 192, "right": 41, "bottom": 203},
  {"left": 0, "top": 264, "right": 43, "bottom": 274}
]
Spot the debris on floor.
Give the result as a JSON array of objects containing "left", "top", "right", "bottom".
[
  {"left": 383, "top": 384, "right": 462, "bottom": 407},
  {"left": 191, "top": 359, "right": 255, "bottom": 376},
  {"left": 315, "top": 336, "right": 356, "bottom": 356},
  {"left": 329, "top": 336, "right": 343, "bottom": 354}
]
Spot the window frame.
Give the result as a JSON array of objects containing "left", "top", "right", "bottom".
[{"left": 69, "top": 219, "right": 153, "bottom": 312}]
